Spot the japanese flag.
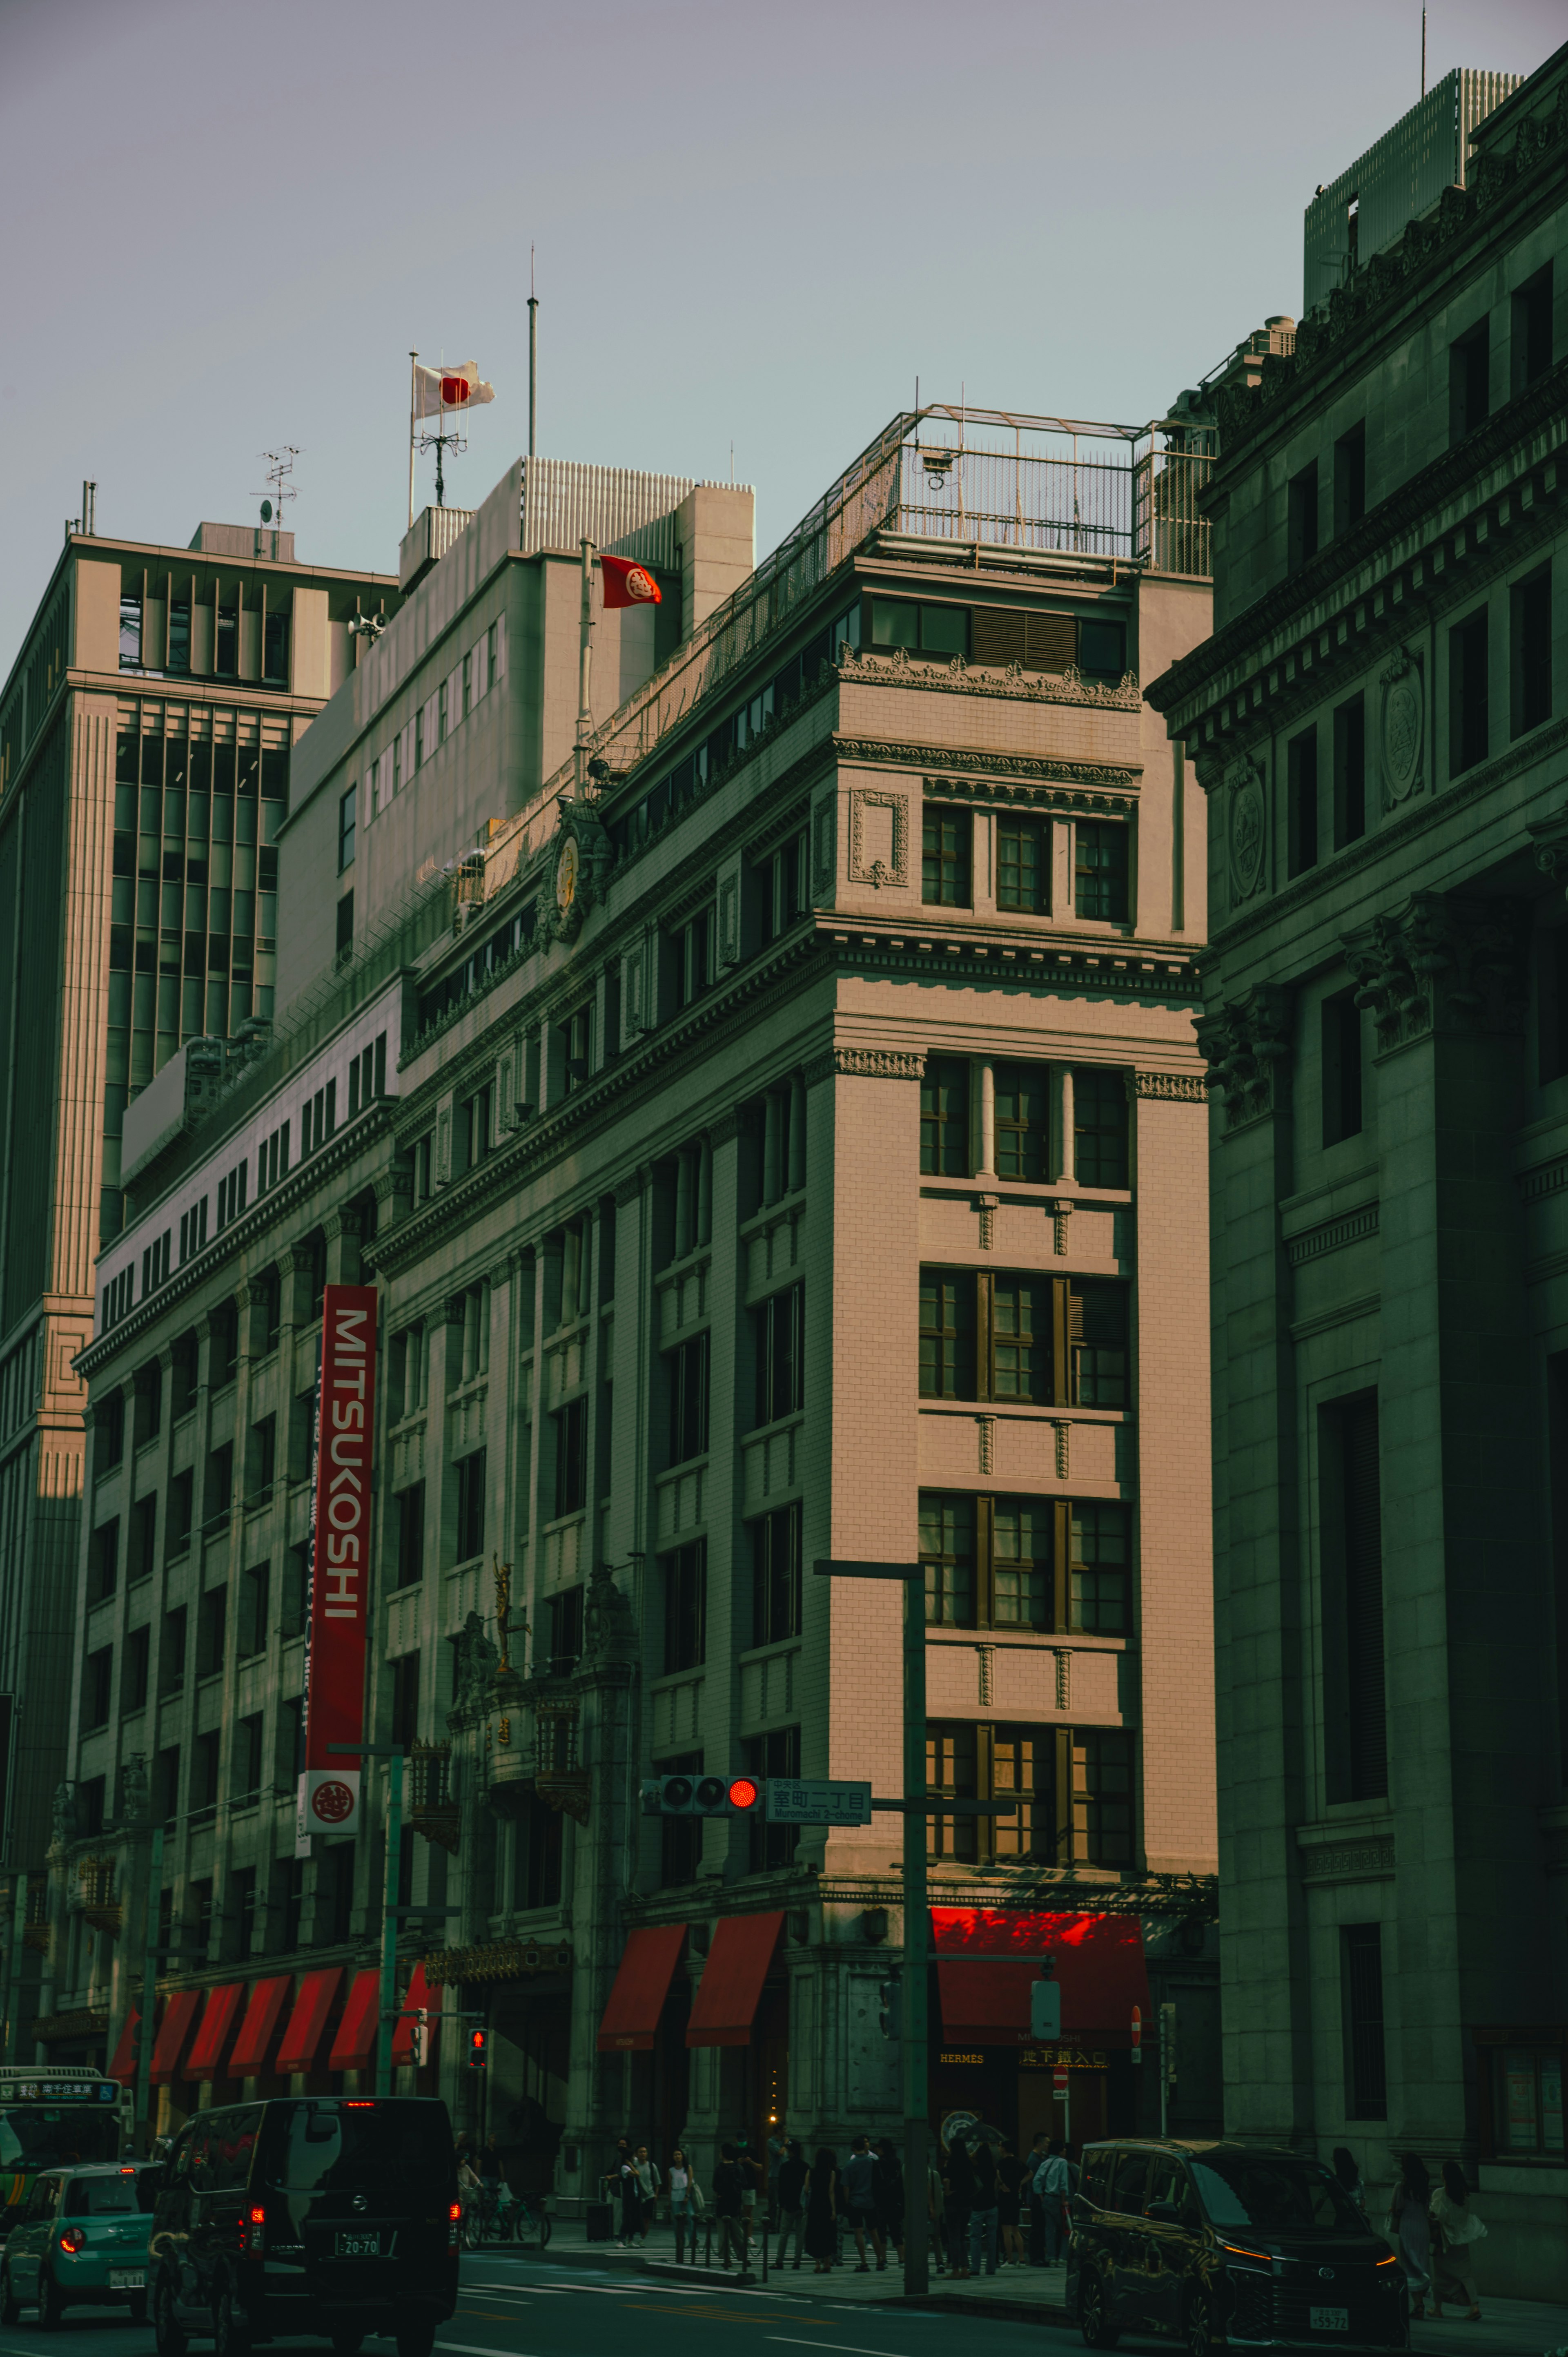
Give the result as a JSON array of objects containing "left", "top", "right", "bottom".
[{"left": 414, "top": 361, "right": 495, "bottom": 419}]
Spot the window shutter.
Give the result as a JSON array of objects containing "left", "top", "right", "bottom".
[
  {"left": 972, "top": 607, "right": 1026, "bottom": 667},
  {"left": 1025, "top": 612, "right": 1077, "bottom": 674}
]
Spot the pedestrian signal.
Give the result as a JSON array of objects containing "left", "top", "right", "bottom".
[{"left": 466, "top": 2028, "right": 488, "bottom": 2073}]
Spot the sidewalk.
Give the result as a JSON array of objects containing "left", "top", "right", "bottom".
[{"left": 520, "top": 2224, "right": 1568, "bottom": 2348}]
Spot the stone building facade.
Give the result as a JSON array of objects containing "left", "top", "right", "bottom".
[
  {"left": 56, "top": 409, "right": 1222, "bottom": 2189},
  {"left": 1147, "top": 40, "right": 1568, "bottom": 2301},
  {"left": 0, "top": 516, "right": 398, "bottom": 2048}
]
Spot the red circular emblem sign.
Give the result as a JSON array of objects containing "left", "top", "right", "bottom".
[{"left": 310, "top": 1779, "right": 355, "bottom": 1824}]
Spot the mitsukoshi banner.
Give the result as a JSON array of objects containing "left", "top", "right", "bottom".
[{"left": 296, "top": 1284, "right": 377, "bottom": 1852}]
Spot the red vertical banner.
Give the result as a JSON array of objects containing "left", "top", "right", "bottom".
[{"left": 296, "top": 1283, "right": 377, "bottom": 1849}]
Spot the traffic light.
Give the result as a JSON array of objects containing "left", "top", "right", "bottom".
[
  {"left": 1160, "top": 2000, "right": 1178, "bottom": 2085},
  {"left": 641, "top": 1775, "right": 764, "bottom": 1817},
  {"left": 466, "top": 2028, "right": 488, "bottom": 2073}
]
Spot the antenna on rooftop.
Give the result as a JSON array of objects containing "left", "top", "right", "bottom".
[
  {"left": 1421, "top": 5, "right": 1426, "bottom": 96},
  {"left": 528, "top": 245, "right": 539, "bottom": 459},
  {"left": 255, "top": 448, "right": 300, "bottom": 534}
]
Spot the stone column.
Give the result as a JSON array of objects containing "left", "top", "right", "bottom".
[
  {"left": 323, "top": 1204, "right": 363, "bottom": 1288},
  {"left": 1052, "top": 1064, "right": 1076, "bottom": 1184},
  {"left": 974, "top": 1057, "right": 996, "bottom": 1179},
  {"left": 1195, "top": 984, "right": 1313, "bottom": 2145},
  {"left": 1344, "top": 893, "right": 1544, "bottom": 2159}
]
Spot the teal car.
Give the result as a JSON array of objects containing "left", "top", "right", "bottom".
[{"left": 0, "top": 2161, "right": 156, "bottom": 2326}]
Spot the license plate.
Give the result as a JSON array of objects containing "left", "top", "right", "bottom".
[
  {"left": 110, "top": 2271, "right": 146, "bottom": 2291},
  {"left": 334, "top": 2232, "right": 380, "bottom": 2259},
  {"left": 1309, "top": 2308, "right": 1350, "bottom": 2333}
]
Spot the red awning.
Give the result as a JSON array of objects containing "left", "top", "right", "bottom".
[
  {"left": 107, "top": 2011, "right": 139, "bottom": 2087},
  {"left": 933, "top": 1909, "right": 1152, "bottom": 2047},
  {"left": 392, "top": 1963, "right": 443, "bottom": 2067},
  {"left": 185, "top": 1985, "right": 244, "bottom": 2082},
  {"left": 686, "top": 1912, "right": 783, "bottom": 2049},
  {"left": 150, "top": 1989, "right": 203, "bottom": 2085},
  {"left": 597, "top": 1924, "right": 687, "bottom": 2053},
  {"left": 229, "top": 1976, "right": 292, "bottom": 2077},
  {"left": 328, "top": 1968, "right": 383, "bottom": 2073},
  {"left": 276, "top": 1967, "right": 344, "bottom": 2074}
]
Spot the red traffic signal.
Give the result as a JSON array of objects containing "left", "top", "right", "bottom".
[
  {"left": 466, "top": 2027, "right": 489, "bottom": 2072},
  {"left": 726, "top": 1776, "right": 762, "bottom": 1813}
]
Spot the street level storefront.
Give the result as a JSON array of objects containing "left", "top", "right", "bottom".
[{"left": 599, "top": 1914, "right": 788, "bottom": 2167}]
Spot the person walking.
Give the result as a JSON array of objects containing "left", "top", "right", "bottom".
[
  {"left": 804, "top": 2146, "right": 839, "bottom": 2275},
  {"left": 1023, "top": 2130, "right": 1048, "bottom": 2264},
  {"left": 629, "top": 2144, "right": 661, "bottom": 2244},
  {"left": 1388, "top": 2152, "right": 1434, "bottom": 2321},
  {"left": 735, "top": 2136, "right": 762, "bottom": 2262},
  {"left": 668, "top": 2147, "right": 704, "bottom": 2264},
  {"left": 841, "top": 2134, "right": 886, "bottom": 2270},
  {"left": 712, "top": 2143, "right": 747, "bottom": 2270},
  {"left": 927, "top": 2150, "right": 947, "bottom": 2276},
  {"left": 945, "top": 2134, "right": 975, "bottom": 2278},
  {"left": 1033, "top": 2136, "right": 1070, "bottom": 2266},
  {"left": 775, "top": 2138, "right": 807, "bottom": 2270},
  {"left": 967, "top": 2137, "right": 1001, "bottom": 2277},
  {"left": 873, "top": 2138, "right": 905, "bottom": 2264},
  {"left": 766, "top": 2123, "right": 790, "bottom": 2227},
  {"left": 1429, "top": 2161, "right": 1486, "bottom": 2321},
  {"left": 1331, "top": 2147, "right": 1366, "bottom": 2219},
  {"left": 997, "top": 2144, "right": 1025, "bottom": 2266}
]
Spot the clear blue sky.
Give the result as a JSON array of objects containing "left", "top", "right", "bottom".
[{"left": 0, "top": 0, "right": 1559, "bottom": 661}]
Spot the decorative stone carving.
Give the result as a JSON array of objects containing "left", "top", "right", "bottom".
[
  {"left": 583, "top": 1566, "right": 639, "bottom": 1672},
  {"left": 1225, "top": 753, "right": 1268, "bottom": 905},
  {"left": 812, "top": 797, "right": 836, "bottom": 896},
  {"left": 848, "top": 788, "right": 909, "bottom": 889},
  {"left": 1132, "top": 1071, "right": 1207, "bottom": 1102},
  {"left": 1196, "top": 985, "right": 1294, "bottom": 1128},
  {"left": 51, "top": 1782, "right": 78, "bottom": 1852},
  {"left": 1053, "top": 1422, "right": 1070, "bottom": 1479},
  {"left": 829, "top": 1048, "right": 926, "bottom": 1081},
  {"left": 837, "top": 644, "right": 1141, "bottom": 710},
  {"left": 535, "top": 798, "right": 613, "bottom": 948},
  {"left": 717, "top": 872, "right": 741, "bottom": 965},
  {"left": 1379, "top": 647, "right": 1424, "bottom": 807},
  {"left": 706, "top": 1109, "right": 745, "bottom": 1148},
  {"left": 978, "top": 1415, "right": 994, "bottom": 1474},
  {"left": 975, "top": 1194, "right": 997, "bottom": 1251},
  {"left": 976, "top": 1645, "right": 994, "bottom": 1707},
  {"left": 119, "top": 1755, "right": 149, "bottom": 1827},
  {"left": 1342, "top": 892, "right": 1528, "bottom": 1052},
  {"left": 1052, "top": 1200, "right": 1074, "bottom": 1255},
  {"left": 447, "top": 1610, "right": 501, "bottom": 1730},
  {"left": 1055, "top": 1650, "right": 1071, "bottom": 1710},
  {"left": 612, "top": 1168, "right": 645, "bottom": 1206}
]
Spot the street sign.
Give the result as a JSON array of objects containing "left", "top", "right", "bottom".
[
  {"left": 1053, "top": 2065, "right": 1069, "bottom": 2099},
  {"left": 1030, "top": 1980, "right": 1062, "bottom": 2040},
  {"left": 1131, "top": 2002, "right": 1143, "bottom": 2064},
  {"left": 764, "top": 1777, "right": 873, "bottom": 1826}
]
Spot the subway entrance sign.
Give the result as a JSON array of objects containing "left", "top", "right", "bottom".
[{"left": 764, "top": 1777, "right": 873, "bottom": 1826}]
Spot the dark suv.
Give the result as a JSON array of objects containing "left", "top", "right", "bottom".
[
  {"left": 150, "top": 2097, "right": 459, "bottom": 2357},
  {"left": 1067, "top": 2138, "right": 1409, "bottom": 2353}
]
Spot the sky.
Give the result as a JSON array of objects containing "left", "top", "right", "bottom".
[{"left": 0, "top": 0, "right": 1561, "bottom": 664}]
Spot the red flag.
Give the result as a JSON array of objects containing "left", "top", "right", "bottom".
[{"left": 600, "top": 553, "right": 662, "bottom": 609}]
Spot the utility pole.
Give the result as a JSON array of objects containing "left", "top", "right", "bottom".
[{"left": 332, "top": 1743, "right": 460, "bottom": 2097}]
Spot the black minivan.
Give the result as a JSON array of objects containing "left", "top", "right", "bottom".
[
  {"left": 1067, "top": 2138, "right": 1409, "bottom": 2353},
  {"left": 150, "top": 2097, "right": 459, "bottom": 2357}
]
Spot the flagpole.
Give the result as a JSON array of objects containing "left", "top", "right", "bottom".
[
  {"left": 576, "top": 537, "right": 595, "bottom": 794},
  {"left": 528, "top": 245, "right": 538, "bottom": 459},
  {"left": 408, "top": 350, "right": 419, "bottom": 531}
]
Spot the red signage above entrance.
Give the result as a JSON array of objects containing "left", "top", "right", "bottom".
[{"left": 297, "top": 1284, "right": 377, "bottom": 1849}]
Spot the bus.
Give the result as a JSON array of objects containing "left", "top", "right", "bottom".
[{"left": 0, "top": 2071, "right": 127, "bottom": 2236}]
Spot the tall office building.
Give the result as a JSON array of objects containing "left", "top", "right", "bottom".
[
  {"left": 1149, "top": 42, "right": 1567, "bottom": 2299},
  {"left": 0, "top": 517, "right": 398, "bottom": 1994},
  {"left": 52, "top": 412, "right": 1222, "bottom": 2187}
]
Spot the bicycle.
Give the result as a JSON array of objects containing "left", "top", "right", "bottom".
[{"left": 462, "top": 2186, "right": 551, "bottom": 2249}]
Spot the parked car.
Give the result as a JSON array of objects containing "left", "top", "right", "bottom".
[
  {"left": 0, "top": 2159, "right": 159, "bottom": 2326},
  {"left": 150, "top": 2096, "right": 459, "bottom": 2357},
  {"left": 1067, "top": 2138, "right": 1409, "bottom": 2353}
]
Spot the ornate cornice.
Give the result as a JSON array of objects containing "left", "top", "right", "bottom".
[
  {"left": 835, "top": 738, "right": 1140, "bottom": 793},
  {"left": 837, "top": 643, "right": 1141, "bottom": 711}
]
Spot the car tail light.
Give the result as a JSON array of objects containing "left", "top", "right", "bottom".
[
  {"left": 447, "top": 2199, "right": 461, "bottom": 2252},
  {"left": 239, "top": 2207, "right": 266, "bottom": 2256},
  {"left": 59, "top": 2228, "right": 85, "bottom": 2254},
  {"left": 1376, "top": 2253, "right": 1401, "bottom": 2268}
]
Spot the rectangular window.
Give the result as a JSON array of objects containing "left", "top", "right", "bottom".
[
  {"left": 391, "top": 1651, "right": 421, "bottom": 1749},
  {"left": 1069, "top": 1728, "right": 1135, "bottom": 1866},
  {"left": 1322, "top": 991, "right": 1363, "bottom": 1148},
  {"left": 1450, "top": 607, "right": 1490, "bottom": 775},
  {"left": 544, "top": 1585, "right": 584, "bottom": 1677},
  {"left": 1491, "top": 2046, "right": 1566, "bottom": 2155},
  {"left": 205, "top": 1440, "right": 233, "bottom": 1531},
  {"left": 991, "top": 1275, "right": 1052, "bottom": 1400},
  {"left": 335, "top": 891, "right": 354, "bottom": 959},
  {"left": 1512, "top": 263, "right": 1554, "bottom": 393},
  {"left": 119, "top": 585, "right": 143, "bottom": 670},
  {"left": 1449, "top": 317, "right": 1491, "bottom": 442},
  {"left": 454, "top": 1447, "right": 486, "bottom": 1561},
  {"left": 125, "top": 1625, "right": 150, "bottom": 1712},
  {"left": 919, "top": 1269, "right": 976, "bottom": 1400},
  {"left": 462, "top": 651, "right": 472, "bottom": 717},
  {"left": 920, "top": 1493, "right": 977, "bottom": 1627},
  {"left": 263, "top": 606, "right": 289, "bottom": 684},
  {"left": 1332, "top": 423, "right": 1366, "bottom": 535},
  {"left": 396, "top": 1482, "right": 425, "bottom": 1588},
  {"left": 926, "top": 1719, "right": 979, "bottom": 1860},
  {"left": 216, "top": 591, "right": 238, "bottom": 676},
  {"left": 487, "top": 621, "right": 499, "bottom": 691},
  {"left": 1512, "top": 566, "right": 1552, "bottom": 738},
  {"left": 1341, "top": 1923, "right": 1388, "bottom": 2119},
  {"left": 338, "top": 786, "right": 356, "bottom": 872},
  {"left": 154, "top": 1744, "right": 181, "bottom": 1827},
  {"left": 920, "top": 1057, "right": 970, "bottom": 1176},
  {"left": 991, "top": 1498, "right": 1050, "bottom": 1628},
  {"left": 668, "top": 1331, "right": 710, "bottom": 1463},
  {"left": 414, "top": 707, "right": 425, "bottom": 771},
  {"left": 744, "top": 1726, "right": 803, "bottom": 1872},
  {"left": 438, "top": 680, "right": 449, "bottom": 743},
  {"left": 1070, "top": 1501, "right": 1129, "bottom": 1635},
  {"left": 1074, "top": 822, "right": 1129, "bottom": 922},
  {"left": 192, "top": 1739, "right": 219, "bottom": 1818},
  {"left": 869, "top": 598, "right": 970, "bottom": 658},
  {"left": 129, "top": 1494, "right": 156, "bottom": 1579},
  {"left": 996, "top": 818, "right": 1048, "bottom": 914},
  {"left": 1333, "top": 695, "right": 1366, "bottom": 848},
  {"left": 169, "top": 593, "right": 192, "bottom": 674},
  {"left": 1287, "top": 460, "right": 1319, "bottom": 572},
  {"left": 167, "top": 1471, "right": 194, "bottom": 1557},
  {"left": 663, "top": 1539, "right": 707, "bottom": 1672},
  {"left": 558, "top": 1003, "right": 592, "bottom": 1093},
  {"left": 160, "top": 1604, "right": 187, "bottom": 1694},
  {"left": 922, "top": 807, "right": 971, "bottom": 906},
  {"left": 1074, "top": 1066, "right": 1129, "bottom": 1187},
  {"left": 752, "top": 1503, "right": 802, "bottom": 1646},
  {"left": 196, "top": 1584, "right": 227, "bottom": 1678},
  {"left": 89, "top": 1519, "right": 119, "bottom": 1605},
  {"left": 1077, "top": 615, "right": 1126, "bottom": 677},
  {"left": 994, "top": 1060, "right": 1048, "bottom": 1180},
  {"left": 753, "top": 1283, "right": 804, "bottom": 1425},
  {"left": 238, "top": 1561, "right": 270, "bottom": 1657},
  {"left": 1287, "top": 727, "right": 1319, "bottom": 878},
  {"left": 553, "top": 1398, "right": 587, "bottom": 1515},
  {"left": 1323, "top": 1394, "right": 1388, "bottom": 1802},
  {"left": 1067, "top": 1279, "right": 1129, "bottom": 1406},
  {"left": 677, "top": 907, "right": 714, "bottom": 1008},
  {"left": 84, "top": 1646, "right": 113, "bottom": 1731}
]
